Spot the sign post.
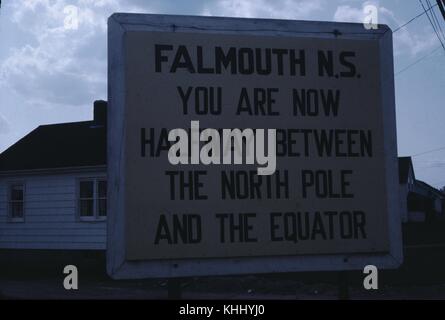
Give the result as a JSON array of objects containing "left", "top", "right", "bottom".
[{"left": 107, "top": 13, "right": 402, "bottom": 279}]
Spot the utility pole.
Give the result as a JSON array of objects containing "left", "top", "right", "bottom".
[{"left": 437, "top": 0, "right": 445, "bottom": 21}]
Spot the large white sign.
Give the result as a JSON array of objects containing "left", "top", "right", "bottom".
[{"left": 107, "top": 13, "right": 402, "bottom": 279}]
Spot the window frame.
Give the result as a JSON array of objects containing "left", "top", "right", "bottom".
[
  {"left": 7, "top": 181, "right": 26, "bottom": 223},
  {"left": 97, "top": 179, "right": 107, "bottom": 218},
  {"left": 77, "top": 178, "right": 107, "bottom": 222}
]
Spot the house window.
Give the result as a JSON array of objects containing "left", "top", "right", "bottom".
[
  {"left": 79, "top": 179, "right": 107, "bottom": 221},
  {"left": 9, "top": 183, "right": 25, "bottom": 222},
  {"left": 98, "top": 180, "right": 107, "bottom": 217}
]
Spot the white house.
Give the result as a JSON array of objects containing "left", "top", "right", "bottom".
[{"left": 0, "top": 101, "right": 107, "bottom": 252}]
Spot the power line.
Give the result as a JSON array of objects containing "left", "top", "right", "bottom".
[
  {"left": 428, "top": 0, "right": 445, "bottom": 42},
  {"left": 438, "top": 0, "right": 445, "bottom": 21},
  {"left": 395, "top": 45, "right": 443, "bottom": 76},
  {"left": 427, "top": 0, "right": 442, "bottom": 35},
  {"left": 412, "top": 146, "right": 445, "bottom": 157},
  {"left": 419, "top": 0, "right": 445, "bottom": 51},
  {"left": 428, "top": 0, "right": 445, "bottom": 45},
  {"left": 393, "top": 2, "right": 445, "bottom": 75},
  {"left": 422, "top": 0, "right": 444, "bottom": 44},
  {"left": 393, "top": 3, "right": 438, "bottom": 32}
]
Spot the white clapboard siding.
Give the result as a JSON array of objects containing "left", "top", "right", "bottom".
[{"left": 0, "top": 169, "right": 107, "bottom": 250}]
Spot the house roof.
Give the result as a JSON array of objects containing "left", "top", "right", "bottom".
[
  {"left": 0, "top": 119, "right": 106, "bottom": 172},
  {"left": 399, "top": 156, "right": 414, "bottom": 184},
  {"left": 415, "top": 180, "right": 444, "bottom": 198}
]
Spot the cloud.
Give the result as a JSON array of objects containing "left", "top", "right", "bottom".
[
  {"left": 202, "top": 0, "right": 325, "bottom": 19},
  {"left": 394, "top": 27, "right": 438, "bottom": 56},
  {"left": 0, "top": 0, "right": 325, "bottom": 111},
  {"left": 0, "top": 0, "right": 439, "bottom": 114},
  {"left": 333, "top": 4, "right": 366, "bottom": 23},
  {"left": 0, "top": 0, "right": 147, "bottom": 109},
  {"left": 333, "top": 1, "right": 438, "bottom": 57},
  {"left": 0, "top": 113, "right": 10, "bottom": 135}
]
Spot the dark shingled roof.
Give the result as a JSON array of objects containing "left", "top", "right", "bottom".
[
  {"left": 415, "top": 180, "right": 444, "bottom": 197},
  {"left": 398, "top": 156, "right": 414, "bottom": 184},
  {"left": 0, "top": 101, "right": 107, "bottom": 172}
]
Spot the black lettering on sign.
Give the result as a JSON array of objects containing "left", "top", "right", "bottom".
[
  {"left": 221, "top": 170, "right": 289, "bottom": 200},
  {"left": 256, "top": 48, "right": 272, "bottom": 75},
  {"left": 293, "top": 89, "right": 340, "bottom": 117},
  {"left": 275, "top": 129, "right": 300, "bottom": 157},
  {"left": 177, "top": 86, "right": 193, "bottom": 115},
  {"left": 197, "top": 46, "right": 214, "bottom": 73},
  {"left": 269, "top": 210, "right": 367, "bottom": 242},
  {"left": 177, "top": 86, "right": 222, "bottom": 115},
  {"left": 171, "top": 45, "right": 196, "bottom": 73},
  {"left": 339, "top": 51, "right": 357, "bottom": 77},
  {"left": 301, "top": 169, "right": 354, "bottom": 199},
  {"left": 155, "top": 44, "right": 173, "bottom": 72},
  {"left": 215, "top": 213, "right": 258, "bottom": 243},
  {"left": 306, "top": 129, "right": 373, "bottom": 157},
  {"left": 236, "top": 88, "right": 279, "bottom": 116},
  {"left": 317, "top": 50, "right": 358, "bottom": 78},
  {"left": 272, "top": 48, "right": 287, "bottom": 75},
  {"left": 318, "top": 50, "right": 334, "bottom": 77},
  {"left": 165, "top": 171, "right": 208, "bottom": 200},
  {"left": 140, "top": 128, "right": 171, "bottom": 157},
  {"left": 238, "top": 48, "right": 254, "bottom": 74},
  {"left": 155, "top": 45, "right": 307, "bottom": 76},
  {"left": 154, "top": 214, "right": 202, "bottom": 244},
  {"left": 215, "top": 47, "right": 237, "bottom": 74},
  {"left": 290, "top": 49, "right": 306, "bottom": 76}
]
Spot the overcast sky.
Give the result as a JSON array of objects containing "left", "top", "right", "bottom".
[{"left": 0, "top": 0, "right": 444, "bottom": 187}]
